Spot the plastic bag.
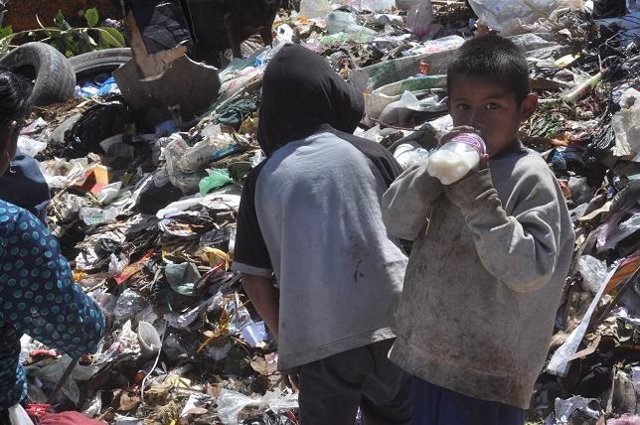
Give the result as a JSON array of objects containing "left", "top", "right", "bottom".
[
  {"left": 217, "top": 389, "right": 298, "bottom": 425},
  {"left": 199, "top": 169, "right": 234, "bottom": 195},
  {"left": 113, "top": 289, "right": 150, "bottom": 324},
  {"left": 17, "top": 136, "right": 47, "bottom": 157},
  {"left": 165, "top": 262, "right": 202, "bottom": 296},
  {"left": 553, "top": 396, "right": 603, "bottom": 423},
  {"left": 327, "top": 11, "right": 376, "bottom": 36},
  {"left": 9, "top": 404, "right": 34, "bottom": 425},
  {"left": 467, "top": 0, "right": 584, "bottom": 35},
  {"left": 299, "top": 0, "right": 332, "bottom": 18},
  {"left": 177, "top": 134, "right": 240, "bottom": 174},
  {"left": 577, "top": 255, "right": 610, "bottom": 293},
  {"left": 97, "top": 182, "right": 123, "bottom": 205},
  {"left": 79, "top": 207, "right": 120, "bottom": 226},
  {"left": 612, "top": 88, "right": 640, "bottom": 160}
]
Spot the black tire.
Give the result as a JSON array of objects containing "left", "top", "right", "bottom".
[
  {"left": 0, "top": 42, "right": 76, "bottom": 107},
  {"left": 69, "top": 48, "right": 132, "bottom": 81}
]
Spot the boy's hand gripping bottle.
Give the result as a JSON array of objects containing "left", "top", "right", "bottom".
[{"left": 426, "top": 133, "right": 486, "bottom": 185}]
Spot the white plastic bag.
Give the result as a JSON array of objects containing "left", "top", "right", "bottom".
[
  {"left": 217, "top": 389, "right": 298, "bottom": 425},
  {"left": 8, "top": 404, "right": 34, "bottom": 425}
]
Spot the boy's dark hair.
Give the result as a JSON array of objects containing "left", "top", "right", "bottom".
[
  {"left": 447, "top": 35, "right": 530, "bottom": 104},
  {"left": 0, "top": 69, "right": 31, "bottom": 129}
]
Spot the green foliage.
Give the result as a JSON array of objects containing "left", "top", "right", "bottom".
[
  {"left": 85, "top": 8, "right": 99, "bottom": 28},
  {"left": 0, "top": 8, "right": 125, "bottom": 57}
]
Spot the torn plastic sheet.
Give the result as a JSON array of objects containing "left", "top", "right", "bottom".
[
  {"left": 217, "top": 389, "right": 298, "bottom": 425},
  {"left": 547, "top": 267, "right": 617, "bottom": 376},
  {"left": 156, "top": 186, "right": 242, "bottom": 219},
  {"left": 467, "top": 0, "right": 584, "bottom": 35},
  {"left": 164, "top": 292, "right": 223, "bottom": 329},
  {"left": 241, "top": 321, "right": 269, "bottom": 347},
  {"left": 180, "top": 393, "right": 214, "bottom": 418},
  {"left": 165, "top": 262, "right": 202, "bottom": 296},
  {"left": 551, "top": 396, "right": 603, "bottom": 424},
  {"left": 596, "top": 213, "right": 640, "bottom": 252},
  {"left": 17, "top": 136, "right": 46, "bottom": 157},
  {"left": 577, "top": 255, "right": 613, "bottom": 293}
]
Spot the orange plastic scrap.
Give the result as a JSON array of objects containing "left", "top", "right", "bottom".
[
  {"left": 113, "top": 250, "right": 155, "bottom": 286},
  {"left": 605, "top": 255, "right": 640, "bottom": 295}
]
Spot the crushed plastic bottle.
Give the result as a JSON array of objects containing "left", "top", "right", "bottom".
[{"left": 426, "top": 133, "right": 486, "bottom": 185}]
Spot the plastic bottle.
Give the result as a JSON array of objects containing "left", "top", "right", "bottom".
[{"left": 426, "top": 133, "right": 486, "bottom": 185}]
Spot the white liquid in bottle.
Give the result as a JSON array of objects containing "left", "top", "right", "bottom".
[{"left": 426, "top": 133, "right": 486, "bottom": 185}]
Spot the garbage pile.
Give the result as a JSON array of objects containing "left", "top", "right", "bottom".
[{"left": 7, "top": 0, "right": 640, "bottom": 423}]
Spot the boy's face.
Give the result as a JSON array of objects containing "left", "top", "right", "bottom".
[{"left": 447, "top": 75, "right": 537, "bottom": 157}]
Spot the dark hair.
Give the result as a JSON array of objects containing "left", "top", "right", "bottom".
[
  {"left": 447, "top": 35, "right": 530, "bottom": 104},
  {"left": 0, "top": 69, "right": 32, "bottom": 129}
]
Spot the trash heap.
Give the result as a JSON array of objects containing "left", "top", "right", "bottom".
[{"left": 9, "top": 0, "right": 640, "bottom": 423}]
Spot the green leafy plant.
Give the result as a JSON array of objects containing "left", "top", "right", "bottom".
[{"left": 0, "top": 8, "right": 125, "bottom": 57}]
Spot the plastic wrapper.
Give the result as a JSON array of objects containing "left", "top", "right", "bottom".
[{"left": 113, "top": 289, "right": 150, "bottom": 324}]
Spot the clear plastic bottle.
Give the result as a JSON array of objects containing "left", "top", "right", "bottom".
[{"left": 426, "top": 133, "right": 486, "bottom": 185}]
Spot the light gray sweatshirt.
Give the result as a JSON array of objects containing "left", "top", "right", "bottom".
[{"left": 382, "top": 148, "right": 574, "bottom": 409}]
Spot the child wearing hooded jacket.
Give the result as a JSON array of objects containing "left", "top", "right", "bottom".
[{"left": 231, "top": 44, "right": 412, "bottom": 425}]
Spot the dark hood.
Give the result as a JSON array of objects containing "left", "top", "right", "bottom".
[{"left": 257, "top": 44, "right": 365, "bottom": 156}]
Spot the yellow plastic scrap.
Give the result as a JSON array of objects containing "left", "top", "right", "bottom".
[
  {"left": 199, "top": 247, "right": 231, "bottom": 270},
  {"left": 73, "top": 270, "right": 87, "bottom": 283},
  {"left": 197, "top": 309, "right": 232, "bottom": 353},
  {"left": 164, "top": 375, "right": 192, "bottom": 389}
]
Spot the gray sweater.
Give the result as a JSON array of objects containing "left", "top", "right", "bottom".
[{"left": 382, "top": 148, "right": 574, "bottom": 409}]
